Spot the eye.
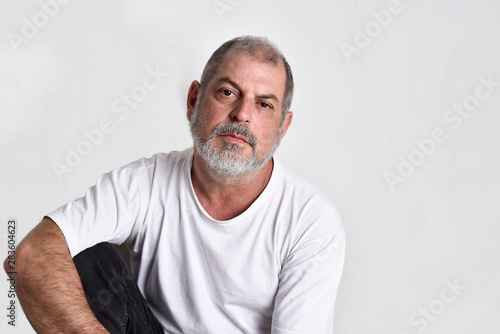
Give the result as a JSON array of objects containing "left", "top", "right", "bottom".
[
  {"left": 259, "top": 102, "right": 272, "bottom": 109},
  {"left": 221, "top": 89, "right": 234, "bottom": 97}
]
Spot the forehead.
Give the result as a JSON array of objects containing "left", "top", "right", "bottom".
[{"left": 211, "top": 49, "right": 287, "bottom": 99}]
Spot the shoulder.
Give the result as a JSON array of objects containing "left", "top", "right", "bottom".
[
  {"left": 273, "top": 158, "right": 344, "bottom": 236},
  {"left": 93, "top": 148, "right": 192, "bottom": 193},
  {"left": 116, "top": 148, "right": 193, "bottom": 178},
  {"left": 122, "top": 148, "right": 192, "bottom": 171},
  {"left": 275, "top": 159, "right": 341, "bottom": 219}
]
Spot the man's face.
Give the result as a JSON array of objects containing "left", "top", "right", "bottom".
[{"left": 188, "top": 49, "right": 292, "bottom": 176}]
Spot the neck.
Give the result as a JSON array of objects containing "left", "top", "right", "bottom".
[{"left": 191, "top": 149, "right": 273, "bottom": 221}]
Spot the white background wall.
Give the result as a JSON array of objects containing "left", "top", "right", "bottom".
[{"left": 1, "top": 0, "right": 499, "bottom": 333}]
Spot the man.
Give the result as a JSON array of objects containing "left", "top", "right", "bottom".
[{"left": 6, "top": 36, "right": 345, "bottom": 333}]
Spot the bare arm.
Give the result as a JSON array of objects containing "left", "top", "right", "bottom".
[{"left": 3, "top": 217, "right": 108, "bottom": 333}]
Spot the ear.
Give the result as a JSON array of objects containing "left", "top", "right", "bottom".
[
  {"left": 187, "top": 80, "right": 201, "bottom": 121},
  {"left": 278, "top": 111, "right": 293, "bottom": 145}
]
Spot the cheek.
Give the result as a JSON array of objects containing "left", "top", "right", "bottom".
[
  {"left": 255, "top": 122, "right": 280, "bottom": 147},
  {"left": 195, "top": 103, "right": 220, "bottom": 131}
]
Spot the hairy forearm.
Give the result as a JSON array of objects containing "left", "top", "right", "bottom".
[{"left": 3, "top": 218, "right": 107, "bottom": 333}]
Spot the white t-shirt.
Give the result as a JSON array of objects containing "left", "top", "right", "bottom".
[{"left": 48, "top": 148, "right": 345, "bottom": 334}]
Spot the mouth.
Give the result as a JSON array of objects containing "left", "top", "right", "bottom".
[{"left": 219, "top": 133, "right": 249, "bottom": 145}]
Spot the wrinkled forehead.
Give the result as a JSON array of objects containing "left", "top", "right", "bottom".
[{"left": 214, "top": 48, "right": 287, "bottom": 93}]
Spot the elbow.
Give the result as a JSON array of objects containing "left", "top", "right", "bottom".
[
  {"left": 3, "top": 241, "right": 32, "bottom": 279},
  {"left": 3, "top": 245, "right": 19, "bottom": 276},
  {"left": 3, "top": 256, "right": 11, "bottom": 275}
]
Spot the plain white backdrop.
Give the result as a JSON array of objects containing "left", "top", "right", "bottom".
[{"left": 1, "top": 0, "right": 499, "bottom": 333}]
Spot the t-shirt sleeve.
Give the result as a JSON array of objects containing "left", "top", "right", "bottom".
[
  {"left": 47, "top": 166, "right": 144, "bottom": 258},
  {"left": 271, "top": 200, "right": 346, "bottom": 334}
]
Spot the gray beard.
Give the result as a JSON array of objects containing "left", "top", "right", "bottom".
[{"left": 189, "top": 102, "right": 281, "bottom": 176}]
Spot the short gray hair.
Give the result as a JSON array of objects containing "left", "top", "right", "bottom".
[{"left": 199, "top": 36, "right": 294, "bottom": 122}]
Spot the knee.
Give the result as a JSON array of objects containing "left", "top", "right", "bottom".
[{"left": 73, "top": 242, "right": 124, "bottom": 272}]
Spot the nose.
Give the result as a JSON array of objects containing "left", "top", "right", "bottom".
[{"left": 229, "top": 97, "right": 252, "bottom": 123}]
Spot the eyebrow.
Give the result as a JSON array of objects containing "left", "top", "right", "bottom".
[{"left": 215, "top": 77, "right": 280, "bottom": 103}]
